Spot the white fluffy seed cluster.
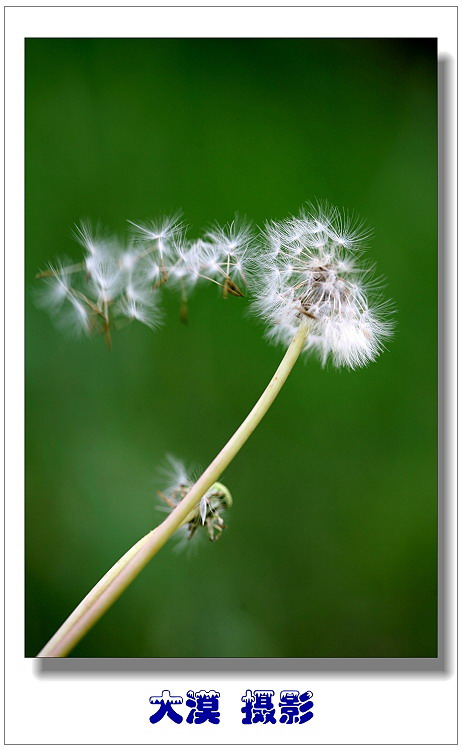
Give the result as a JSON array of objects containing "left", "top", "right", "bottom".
[
  {"left": 36, "top": 203, "right": 393, "bottom": 368},
  {"left": 250, "top": 204, "right": 394, "bottom": 369},
  {"left": 36, "top": 215, "right": 252, "bottom": 344}
]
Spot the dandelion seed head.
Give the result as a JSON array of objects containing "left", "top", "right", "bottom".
[{"left": 251, "top": 203, "right": 394, "bottom": 369}]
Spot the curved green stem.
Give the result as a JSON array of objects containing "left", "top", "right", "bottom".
[{"left": 38, "top": 322, "right": 310, "bottom": 657}]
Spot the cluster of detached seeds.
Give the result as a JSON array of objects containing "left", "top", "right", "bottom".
[
  {"left": 36, "top": 215, "right": 252, "bottom": 347},
  {"left": 36, "top": 205, "right": 393, "bottom": 368}
]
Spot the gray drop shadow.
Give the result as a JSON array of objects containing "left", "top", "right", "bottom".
[
  {"left": 35, "top": 656, "right": 441, "bottom": 678},
  {"left": 35, "top": 54, "right": 451, "bottom": 678},
  {"left": 436, "top": 53, "right": 454, "bottom": 678}
]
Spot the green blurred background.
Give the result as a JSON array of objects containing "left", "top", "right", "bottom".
[{"left": 26, "top": 38, "right": 437, "bottom": 658}]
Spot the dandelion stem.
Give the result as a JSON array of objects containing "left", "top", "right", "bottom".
[{"left": 37, "top": 322, "right": 310, "bottom": 657}]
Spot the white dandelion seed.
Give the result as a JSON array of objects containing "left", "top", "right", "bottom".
[
  {"left": 116, "top": 293, "right": 162, "bottom": 330},
  {"left": 87, "top": 252, "right": 124, "bottom": 304},
  {"left": 54, "top": 293, "right": 91, "bottom": 338},
  {"left": 73, "top": 221, "right": 112, "bottom": 269},
  {"left": 204, "top": 218, "right": 253, "bottom": 294},
  {"left": 35, "top": 260, "right": 73, "bottom": 311},
  {"left": 127, "top": 213, "right": 184, "bottom": 261},
  {"left": 166, "top": 239, "right": 202, "bottom": 289}
]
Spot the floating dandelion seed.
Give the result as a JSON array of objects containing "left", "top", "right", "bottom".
[
  {"left": 204, "top": 217, "right": 253, "bottom": 296},
  {"left": 35, "top": 260, "right": 73, "bottom": 310},
  {"left": 128, "top": 212, "right": 184, "bottom": 258}
]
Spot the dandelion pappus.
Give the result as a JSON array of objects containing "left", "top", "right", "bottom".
[{"left": 157, "top": 458, "right": 233, "bottom": 544}]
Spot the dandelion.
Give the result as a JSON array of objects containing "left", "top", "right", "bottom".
[
  {"left": 37, "top": 202, "right": 394, "bottom": 657},
  {"left": 251, "top": 204, "right": 394, "bottom": 369}
]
